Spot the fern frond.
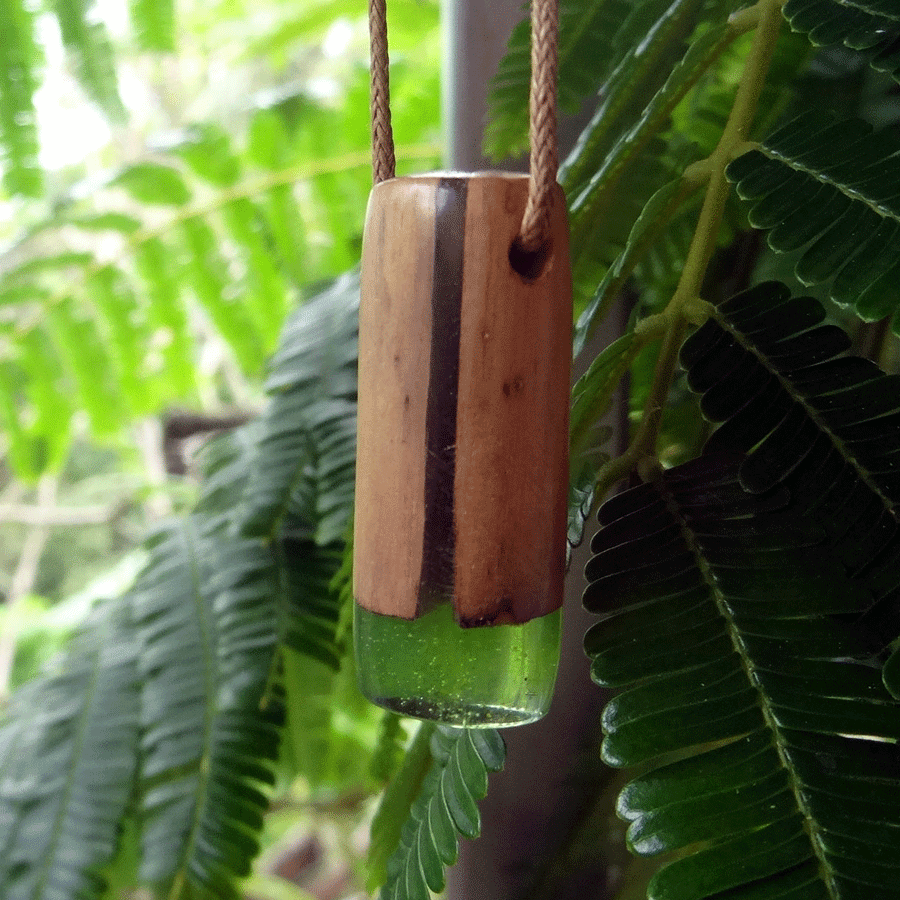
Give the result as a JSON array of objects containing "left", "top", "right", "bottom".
[
  {"left": 222, "top": 198, "right": 293, "bottom": 347},
  {"left": 367, "top": 722, "right": 435, "bottom": 894},
  {"left": 240, "top": 273, "right": 358, "bottom": 545},
  {"left": 0, "top": 0, "right": 42, "bottom": 196},
  {"left": 113, "top": 161, "right": 193, "bottom": 205},
  {"left": 168, "top": 123, "right": 242, "bottom": 186},
  {"left": 573, "top": 175, "right": 702, "bottom": 356},
  {"left": 568, "top": 333, "right": 638, "bottom": 549},
  {"left": 130, "top": 0, "right": 176, "bottom": 51},
  {"left": 276, "top": 535, "right": 344, "bottom": 669},
  {"left": 376, "top": 727, "right": 505, "bottom": 900},
  {"left": 560, "top": 0, "right": 733, "bottom": 198},
  {"left": 885, "top": 646, "right": 900, "bottom": 699},
  {"left": 727, "top": 113, "right": 900, "bottom": 329},
  {"left": 178, "top": 217, "right": 267, "bottom": 373},
  {"left": 783, "top": 0, "right": 900, "bottom": 82},
  {"left": 485, "top": 0, "right": 634, "bottom": 159},
  {"left": 584, "top": 452, "right": 900, "bottom": 899},
  {"left": 133, "top": 519, "right": 280, "bottom": 897},
  {"left": 681, "top": 282, "right": 900, "bottom": 653},
  {"left": 47, "top": 297, "right": 126, "bottom": 438},
  {"left": 564, "top": 6, "right": 737, "bottom": 262},
  {"left": 133, "top": 236, "right": 197, "bottom": 398},
  {"left": 370, "top": 712, "right": 409, "bottom": 784},
  {"left": 0, "top": 603, "right": 140, "bottom": 900},
  {"left": 194, "top": 428, "right": 257, "bottom": 526},
  {"left": 50, "top": 0, "right": 125, "bottom": 118}
]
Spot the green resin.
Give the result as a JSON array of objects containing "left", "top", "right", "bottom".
[{"left": 354, "top": 602, "right": 561, "bottom": 727}]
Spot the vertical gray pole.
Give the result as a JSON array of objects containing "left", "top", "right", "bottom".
[
  {"left": 441, "top": 3, "right": 621, "bottom": 898},
  {"left": 441, "top": 0, "right": 527, "bottom": 171}
]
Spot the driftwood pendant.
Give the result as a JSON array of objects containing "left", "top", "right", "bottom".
[{"left": 354, "top": 172, "right": 572, "bottom": 628}]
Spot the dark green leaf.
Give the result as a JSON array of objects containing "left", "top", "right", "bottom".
[
  {"left": 727, "top": 113, "right": 900, "bottom": 327},
  {"left": 240, "top": 273, "right": 358, "bottom": 544},
  {"left": 0, "top": 603, "right": 140, "bottom": 899},
  {"left": 584, "top": 453, "right": 900, "bottom": 898},
  {"left": 134, "top": 520, "right": 280, "bottom": 896},
  {"left": 783, "top": 0, "right": 900, "bottom": 82},
  {"left": 681, "top": 282, "right": 900, "bottom": 658}
]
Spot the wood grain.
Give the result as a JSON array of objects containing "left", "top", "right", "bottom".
[{"left": 354, "top": 173, "right": 571, "bottom": 624}]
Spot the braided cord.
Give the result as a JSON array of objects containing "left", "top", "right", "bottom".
[
  {"left": 369, "top": 0, "right": 395, "bottom": 184},
  {"left": 369, "top": 0, "right": 558, "bottom": 250},
  {"left": 517, "top": 0, "right": 559, "bottom": 253}
]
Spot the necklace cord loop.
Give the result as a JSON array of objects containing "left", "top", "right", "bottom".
[
  {"left": 368, "top": 0, "right": 559, "bottom": 251},
  {"left": 369, "top": 0, "right": 395, "bottom": 185}
]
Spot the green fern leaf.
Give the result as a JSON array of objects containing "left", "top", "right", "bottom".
[
  {"left": 247, "top": 108, "right": 291, "bottom": 170},
  {"left": 573, "top": 176, "right": 702, "bottom": 357},
  {"left": 167, "top": 124, "right": 241, "bottom": 186},
  {"left": 179, "top": 218, "right": 266, "bottom": 373},
  {"left": 565, "top": 8, "right": 739, "bottom": 270},
  {"left": 727, "top": 113, "right": 900, "bottom": 329},
  {"left": 561, "top": 0, "right": 712, "bottom": 198},
  {"left": 680, "top": 282, "right": 900, "bottom": 654},
  {"left": 134, "top": 520, "right": 280, "bottom": 897},
  {"left": 367, "top": 722, "right": 436, "bottom": 894},
  {"left": 570, "top": 333, "right": 638, "bottom": 442},
  {"left": 0, "top": 0, "right": 41, "bottom": 196},
  {"left": 240, "top": 273, "right": 358, "bottom": 544},
  {"left": 377, "top": 727, "right": 505, "bottom": 900},
  {"left": 261, "top": 183, "right": 310, "bottom": 285},
  {"left": 50, "top": 0, "right": 125, "bottom": 118},
  {"left": 58, "top": 211, "right": 142, "bottom": 233},
  {"left": 0, "top": 360, "right": 48, "bottom": 479},
  {"left": 47, "top": 298, "right": 125, "bottom": 437},
  {"left": 568, "top": 333, "right": 638, "bottom": 549},
  {"left": 134, "top": 237, "right": 197, "bottom": 399},
  {"left": 194, "top": 429, "right": 256, "bottom": 527},
  {"left": 19, "top": 330, "right": 73, "bottom": 472},
  {"left": 370, "top": 712, "right": 409, "bottom": 784},
  {"left": 276, "top": 536, "right": 344, "bottom": 668},
  {"left": 0, "top": 603, "right": 140, "bottom": 900},
  {"left": 130, "top": 0, "right": 176, "bottom": 51},
  {"left": 221, "top": 197, "right": 290, "bottom": 348},
  {"left": 87, "top": 267, "right": 152, "bottom": 413},
  {"left": 485, "top": 0, "right": 634, "bottom": 158},
  {"left": 3, "top": 250, "right": 93, "bottom": 280},
  {"left": 113, "top": 162, "right": 192, "bottom": 206},
  {"left": 584, "top": 452, "right": 900, "bottom": 898},
  {"left": 839, "top": 0, "right": 900, "bottom": 19},
  {"left": 783, "top": 0, "right": 900, "bottom": 82}
]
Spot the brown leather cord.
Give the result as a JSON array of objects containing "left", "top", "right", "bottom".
[
  {"left": 369, "top": 0, "right": 395, "bottom": 184},
  {"left": 368, "top": 0, "right": 559, "bottom": 252}
]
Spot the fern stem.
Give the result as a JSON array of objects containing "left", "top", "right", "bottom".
[
  {"left": 12, "top": 142, "right": 442, "bottom": 339},
  {"left": 668, "top": 0, "right": 784, "bottom": 315},
  {"left": 602, "top": 0, "right": 784, "bottom": 486}
]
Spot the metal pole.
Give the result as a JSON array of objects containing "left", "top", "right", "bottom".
[{"left": 441, "top": 0, "right": 527, "bottom": 171}]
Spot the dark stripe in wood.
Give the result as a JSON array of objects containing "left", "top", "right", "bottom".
[{"left": 419, "top": 177, "right": 467, "bottom": 610}]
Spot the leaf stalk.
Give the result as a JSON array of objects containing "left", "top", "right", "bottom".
[{"left": 596, "top": 0, "right": 784, "bottom": 496}]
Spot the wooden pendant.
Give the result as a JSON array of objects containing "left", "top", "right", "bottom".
[{"left": 354, "top": 173, "right": 572, "bottom": 626}]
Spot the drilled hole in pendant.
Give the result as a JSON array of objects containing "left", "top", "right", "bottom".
[{"left": 509, "top": 237, "right": 551, "bottom": 281}]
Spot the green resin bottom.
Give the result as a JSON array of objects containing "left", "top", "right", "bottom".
[{"left": 354, "top": 602, "right": 561, "bottom": 727}]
